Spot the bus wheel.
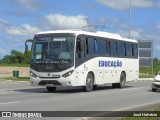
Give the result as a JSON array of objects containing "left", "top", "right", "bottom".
[
  {"left": 46, "top": 87, "right": 56, "bottom": 92},
  {"left": 83, "top": 73, "right": 94, "bottom": 92},
  {"left": 152, "top": 88, "right": 157, "bottom": 92},
  {"left": 118, "top": 72, "right": 126, "bottom": 88}
]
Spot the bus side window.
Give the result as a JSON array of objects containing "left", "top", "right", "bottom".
[
  {"left": 87, "top": 37, "right": 94, "bottom": 55},
  {"left": 86, "top": 38, "right": 89, "bottom": 54},
  {"left": 118, "top": 42, "right": 125, "bottom": 57},
  {"left": 110, "top": 40, "right": 117, "bottom": 56},
  {"left": 76, "top": 37, "right": 85, "bottom": 59},
  {"left": 115, "top": 41, "right": 118, "bottom": 56},
  {"left": 124, "top": 43, "right": 127, "bottom": 57},
  {"left": 127, "top": 43, "right": 132, "bottom": 57},
  {"left": 131, "top": 44, "right": 134, "bottom": 57},
  {"left": 94, "top": 39, "right": 98, "bottom": 54},
  {"left": 134, "top": 44, "right": 138, "bottom": 58},
  {"left": 108, "top": 41, "right": 111, "bottom": 55}
]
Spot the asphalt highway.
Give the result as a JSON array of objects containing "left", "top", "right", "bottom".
[{"left": 0, "top": 80, "right": 159, "bottom": 120}]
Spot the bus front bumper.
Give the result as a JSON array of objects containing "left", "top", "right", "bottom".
[{"left": 30, "top": 76, "right": 73, "bottom": 87}]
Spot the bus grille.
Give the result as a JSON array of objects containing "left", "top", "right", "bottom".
[{"left": 38, "top": 80, "right": 62, "bottom": 85}]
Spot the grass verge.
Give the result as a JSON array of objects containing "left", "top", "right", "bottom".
[
  {"left": 139, "top": 75, "right": 153, "bottom": 78},
  {"left": 2, "top": 77, "right": 30, "bottom": 81},
  {"left": 0, "top": 63, "right": 29, "bottom": 67}
]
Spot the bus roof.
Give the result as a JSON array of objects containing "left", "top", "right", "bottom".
[{"left": 37, "top": 29, "right": 138, "bottom": 43}]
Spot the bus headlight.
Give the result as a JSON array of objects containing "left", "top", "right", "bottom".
[
  {"left": 30, "top": 71, "right": 37, "bottom": 78},
  {"left": 62, "top": 70, "right": 74, "bottom": 78}
]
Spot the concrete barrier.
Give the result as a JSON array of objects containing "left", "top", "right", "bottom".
[{"left": 0, "top": 67, "right": 30, "bottom": 78}]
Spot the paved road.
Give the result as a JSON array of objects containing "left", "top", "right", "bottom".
[{"left": 0, "top": 80, "right": 159, "bottom": 119}]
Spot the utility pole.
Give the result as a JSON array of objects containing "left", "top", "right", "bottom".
[{"left": 129, "top": 0, "right": 131, "bottom": 38}]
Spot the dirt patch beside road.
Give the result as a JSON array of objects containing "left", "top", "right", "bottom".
[{"left": 0, "top": 67, "right": 30, "bottom": 78}]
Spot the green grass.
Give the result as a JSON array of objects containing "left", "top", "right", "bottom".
[
  {"left": 2, "top": 77, "right": 30, "bottom": 81},
  {"left": 139, "top": 75, "right": 153, "bottom": 78},
  {"left": 139, "top": 67, "right": 160, "bottom": 78},
  {"left": 0, "top": 63, "right": 29, "bottom": 67}
]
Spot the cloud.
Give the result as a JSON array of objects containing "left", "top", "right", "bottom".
[
  {"left": 45, "top": 14, "right": 88, "bottom": 30},
  {"left": 6, "top": 24, "right": 41, "bottom": 35},
  {"left": 17, "top": 0, "right": 47, "bottom": 10},
  {"left": 0, "top": 48, "right": 10, "bottom": 55},
  {"left": 156, "top": 45, "right": 160, "bottom": 52},
  {"left": 95, "top": 0, "right": 154, "bottom": 10},
  {"left": 0, "top": 18, "right": 10, "bottom": 29},
  {"left": 156, "top": 22, "right": 160, "bottom": 30},
  {"left": 0, "top": 9, "right": 35, "bottom": 17},
  {"left": 156, "top": 1, "right": 160, "bottom": 7},
  {"left": 1, "top": 0, "right": 49, "bottom": 11},
  {"left": 119, "top": 30, "right": 141, "bottom": 39}
]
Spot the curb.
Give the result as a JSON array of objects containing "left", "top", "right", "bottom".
[{"left": 138, "top": 78, "right": 154, "bottom": 81}]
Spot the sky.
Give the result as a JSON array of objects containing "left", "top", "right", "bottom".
[{"left": 0, "top": 0, "right": 160, "bottom": 59}]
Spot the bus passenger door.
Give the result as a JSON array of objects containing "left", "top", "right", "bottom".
[{"left": 75, "top": 36, "right": 86, "bottom": 86}]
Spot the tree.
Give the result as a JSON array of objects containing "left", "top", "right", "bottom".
[
  {"left": 0, "top": 50, "right": 31, "bottom": 64},
  {"left": 153, "top": 57, "right": 160, "bottom": 68},
  {"left": 11, "top": 50, "right": 25, "bottom": 63},
  {"left": 23, "top": 50, "right": 31, "bottom": 64}
]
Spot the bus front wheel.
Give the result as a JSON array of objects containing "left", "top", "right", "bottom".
[
  {"left": 83, "top": 73, "right": 94, "bottom": 92},
  {"left": 46, "top": 87, "right": 56, "bottom": 92}
]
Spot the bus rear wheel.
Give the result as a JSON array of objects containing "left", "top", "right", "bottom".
[
  {"left": 83, "top": 73, "right": 94, "bottom": 92},
  {"left": 118, "top": 72, "right": 126, "bottom": 88},
  {"left": 46, "top": 87, "right": 56, "bottom": 92}
]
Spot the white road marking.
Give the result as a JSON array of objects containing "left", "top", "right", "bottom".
[{"left": 0, "top": 101, "right": 21, "bottom": 105}]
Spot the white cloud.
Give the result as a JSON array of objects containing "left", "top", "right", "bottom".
[
  {"left": 156, "top": 45, "right": 160, "bottom": 52},
  {"left": 45, "top": 14, "right": 88, "bottom": 30},
  {"left": 0, "top": 48, "right": 10, "bottom": 55},
  {"left": 17, "top": 0, "right": 45, "bottom": 10},
  {"left": 1, "top": 0, "right": 47, "bottom": 11},
  {"left": 156, "top": 22, "right": 160, "bottom": 30},
  {"left": 6, "top": 24, "right": 41, "bottom": 35},
  {"left": 119, "top": 30, "right": 142, "bottom": 39},
  {"left": 0, "top": 18, "right": 10, "bottom": 31},
  {"left": 95, "top": 0, "right": 154, "bottom": 10},
  {"left": 156, "top": 1, "right": 160, "bottom": 7}
]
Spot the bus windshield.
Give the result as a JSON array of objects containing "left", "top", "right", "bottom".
[{"left": 31, "top": 33, "right": 75, "bottom": 72}]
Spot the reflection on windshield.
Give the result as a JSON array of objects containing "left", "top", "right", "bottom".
[{"left": 31, "top": 35, "right": 75, "bottom": 64}]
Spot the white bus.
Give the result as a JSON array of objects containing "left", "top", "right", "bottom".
[{"left": 26, "top": 29, "right": 139, "bottom": 92}]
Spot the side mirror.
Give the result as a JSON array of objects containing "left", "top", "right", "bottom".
[
  {"left": 25, "top": 44, "right": 28, "bottom": 52},
  {"left": 25, "top": 39, "right": 33, "bottom": 53}
]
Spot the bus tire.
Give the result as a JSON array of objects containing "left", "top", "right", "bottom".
[
  {"left": 152, "top": 88, "right": 157, "bottom": 92},
  {"left": 83, "top": 72, "right": 94, "bottom": 92},
  {"left": 117, "top": 72, "right": 126, "bottom": 88},
  {"left": 46, "top": 87, "right": 56, "bottom": 92}
]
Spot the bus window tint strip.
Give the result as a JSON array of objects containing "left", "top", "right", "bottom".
[{"left": 77, "top": 35, "right": 138, "bottom": 59}]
